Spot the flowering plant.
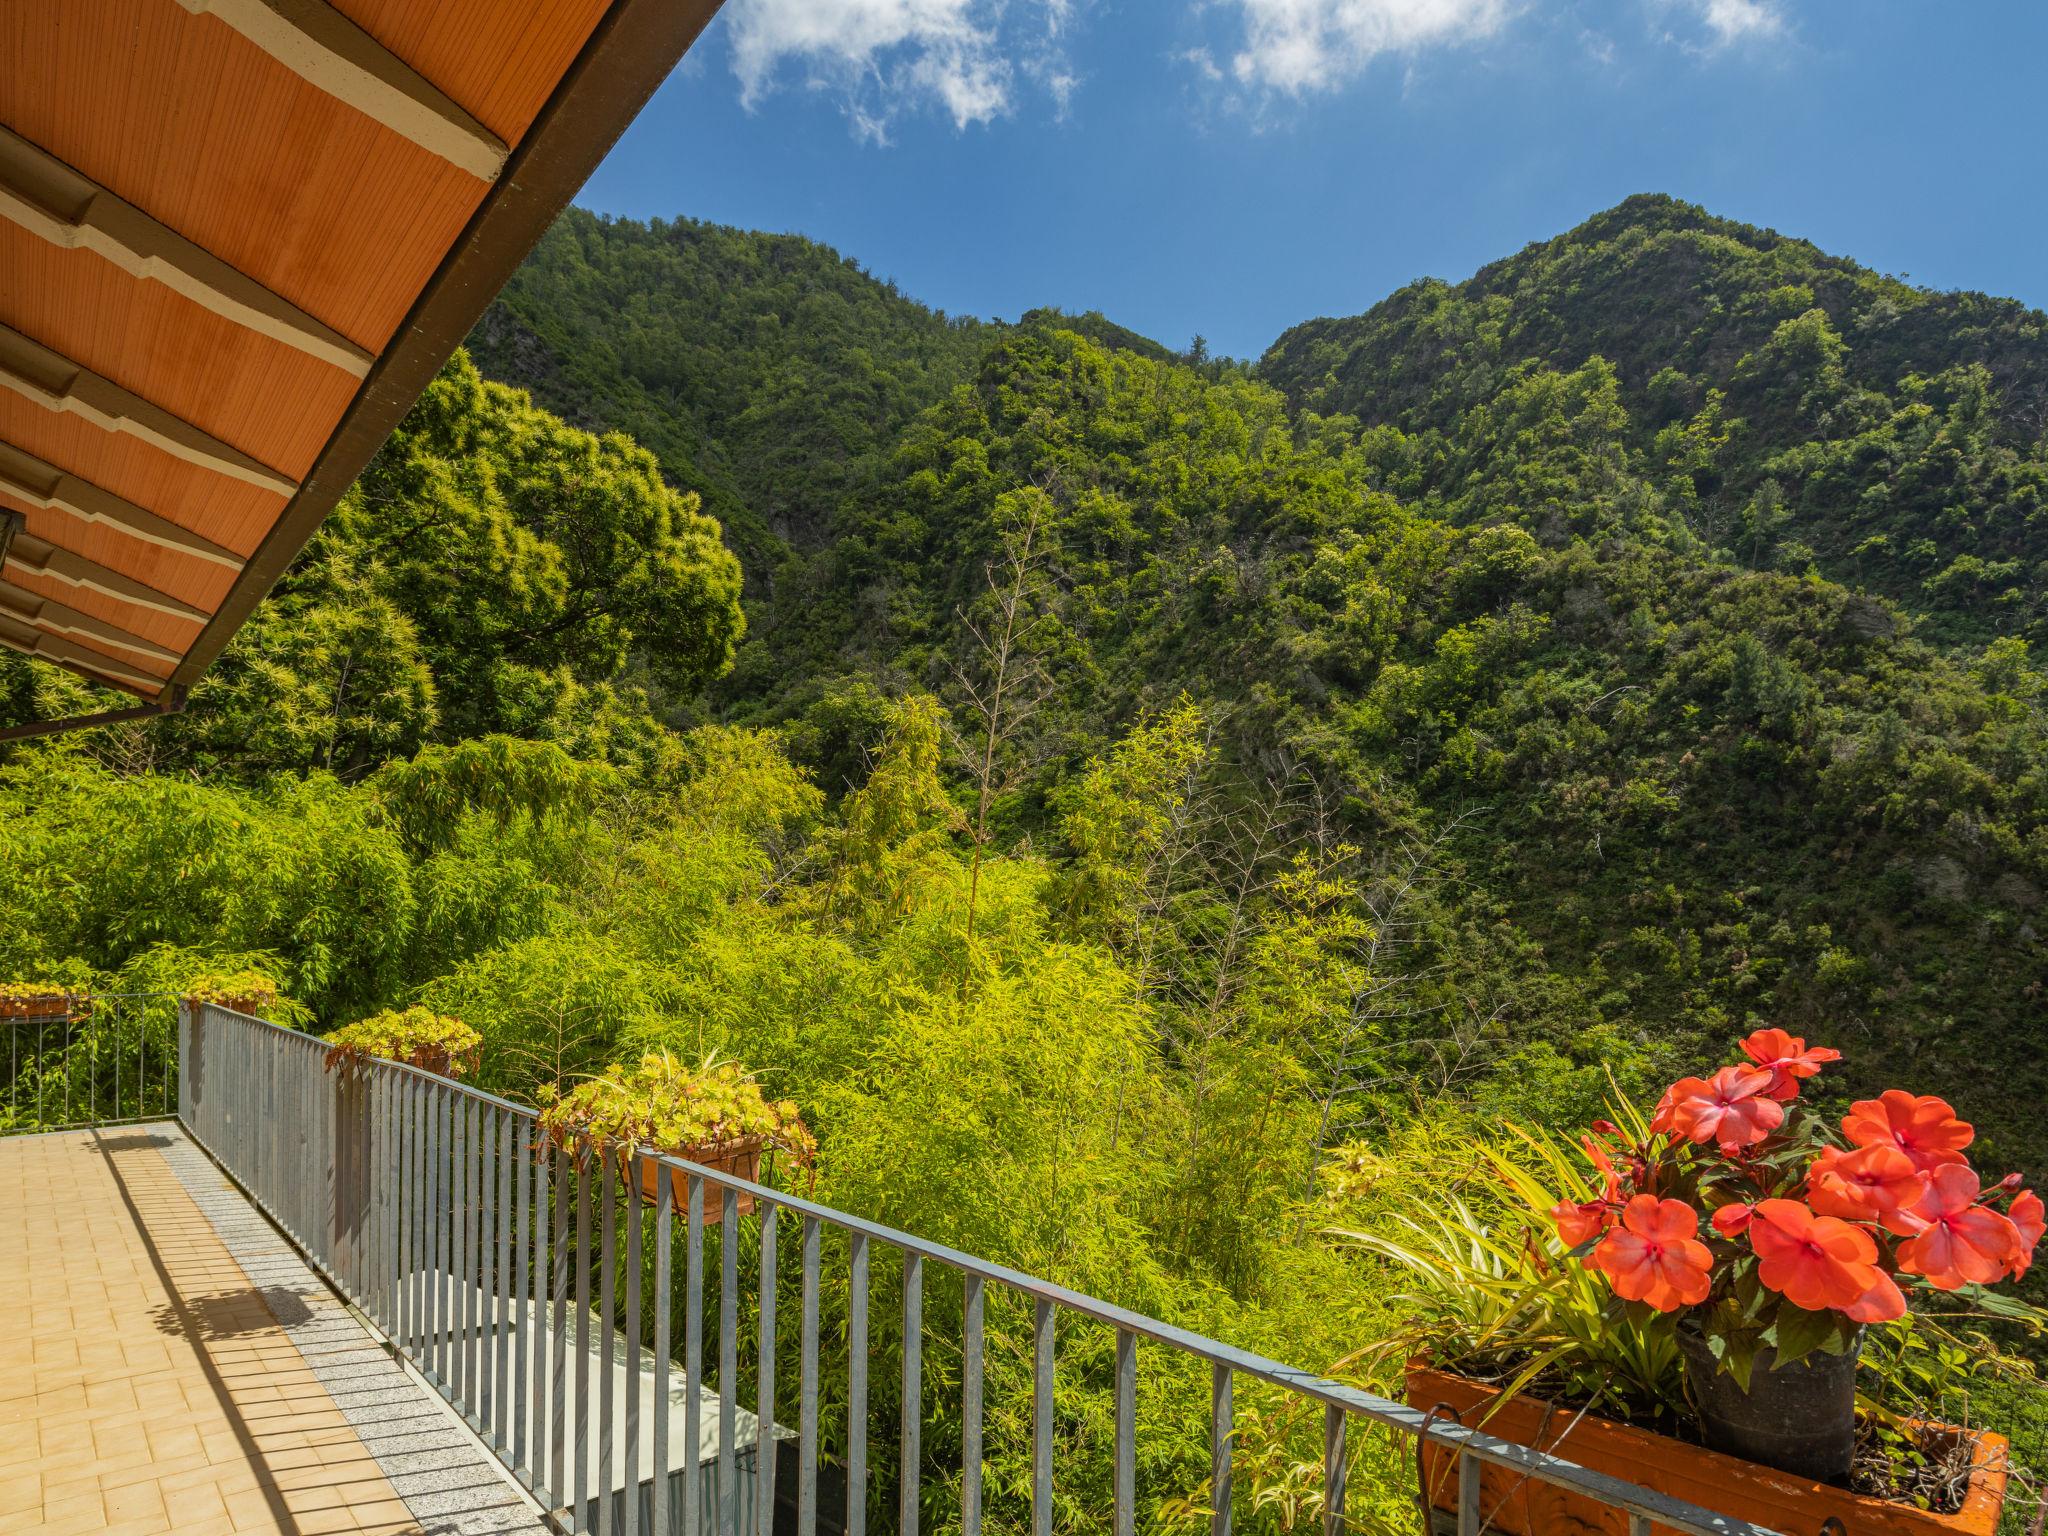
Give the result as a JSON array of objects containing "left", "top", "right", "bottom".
[
  {"left": 536, "top": 1051, "right": 816, "bottom": 1169},
  {"left": 323, "top": 1008, "right": 482, "bottom": 1079},
  {"left": 1553, "top": 1030, "right": 2044, "bottom": 1386}
]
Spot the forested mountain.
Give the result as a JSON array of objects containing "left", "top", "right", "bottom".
[
  {"left": 452, "top": 200, "right": 2048, "bottom": 1185},
  {"left": 467, "top": 209, "right": 997, "bottom": 576},
  {"left": 5, "top": 197, "right": 2046, "bottom": 1487},
  {"left": 1263, "top": 194, "right": 2048, "bottom": 643}
]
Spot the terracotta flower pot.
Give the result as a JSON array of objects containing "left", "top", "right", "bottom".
[
  {"left": 1406, "top": 1363, "right": 2009, "bottom": 1536},
  {"left": 625, "top": 1136, "right": 763, "bottom": 1227},
  {"left": 0, "top": 993, "right": 77, "bottom": 1020}
]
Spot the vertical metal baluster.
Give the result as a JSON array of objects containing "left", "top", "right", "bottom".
[
  {"left": 799, "top": 1217, "right": 820, "bottom": 1536},
  {"left": 622, "top": 1163, "right": 638, "bottom": 1536},
  {"left": 551, "top": 1150, "right": 570, "bottom": 1510},
  {"left": 463, "top": 1095, "right": 478, "bottom": 1412},
  {"left": 399, "top": 1079, "right": 414, "bottom": 1355},
  {"left": 902, "top": 1252, "right": 922, "bottom": 1536},
  {"left": 963, "top": 1275, "right": 984, "bottom": 1536},
  {"left": 515, "top": 1116, "right": 533, "bottom": 1482},
  {"left": 755, "top": 1203, "right": 778, "bottom": 1536},
  {"left": 481, "top": 1105, "right": 498, "bottom": 1436},
  {"left": 577, "top": 1160, "right": 593, "bottom": 1533},
  {"left": 1457, "top": 1449, "right": 1480, "bottom": 1536},
  {"left": 846, "top": 1233, "right": 867, "bottom": 1536},
  {"left": 1322, "top": 1406, "right": 1346, "bottom": 1536},
  {"left": 1629, "top": 1513, "right": 1651, "bottom": 1536},
  {"left": 1211, "top": 1364, "right": 1233, "bottom": 1536},
  {"left": 683, "top": 1177, "right": 704, "bottom": 1536},
  {"left": 1115, "top": 1329, "right": 1135, "bottom": 1536},
  {"left": 433, "top": 1084, "right": 449, "bottom": 1388},
  {"left": 624, "top": 1157, "right": 642, "bottom": 1536},
  {"left": 651, "top": 1164, "right": 672, "bottom": 1536},
  {"left": 1032, "top": 1299, "right": 1053, "bottom": 1536},
  {"left": 498, "top": 1109, "right": 514, "bottom": 1450},
  {"left": 719, "top": 1187, "right": 738, "bottom": 1536},
  {"left": 599, "top": 1159, "right": 617, "bottom": 1536}
]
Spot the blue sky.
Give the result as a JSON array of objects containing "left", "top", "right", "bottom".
[{"left": 577, "top": 0, "right": 2046, "bottom": 361}]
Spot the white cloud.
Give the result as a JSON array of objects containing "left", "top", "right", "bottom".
[
  {"left": 1695, "top": 0, "right": 1783, "bottom": 44},
  {"left": 1222, "top": 0, "right": 1517, "bottom": 94},
  {"left": 724, "top": 0, "right": 1076, "bottom": 140}
]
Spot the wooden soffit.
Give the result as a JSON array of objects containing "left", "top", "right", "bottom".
[{"left": 0, "top": 0, "right": 725, "bottom": 705}]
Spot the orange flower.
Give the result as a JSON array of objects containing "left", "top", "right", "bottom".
[
  {"left": 1667, "top": 1066, "right": 1785, "bottom": 1151},
  {"left": 2010, "top": 1190, "right": 2044, "bottom": 1279},
  {"left": 1839, "top": 1270, "right": 1908, "bottom": 1324},
  {"left": 1896, "top": 1165, "right": 2023, "bottom": 1291},
  {"left": 1591, "top": 1195, "right": 1713, "bottom": 1311},
  {"left": 1710, "top": 1203, "right": 1754, "bottom": 1237},
  {"left": 1748, "top": 1199, "right": 1885, "bottom": 1313},
  {"left": 1807, "top": 1144, "right": 1930, "bottom": 1234},
  {"left": 1551, "top": 1199, "right": 1612, "bottom": 1249},
  {"left": 1740, "top": 1028, "right": 1842, "bottom": 1101},
  {"left": 1649, "top": 1084, "right": 1678, "bottom": 1136},
  {"left": 1843, "top": 1090, "right": 1974, "bottom": 1173}
]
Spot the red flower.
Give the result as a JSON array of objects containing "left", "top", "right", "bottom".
[
  {"left": 1840, "top": 1270, "right": 1908, "bottom": 1324},
  {"left": 2010, "top": 1190, "right": 2045, "bottom": 1279},
  {"left": 1740, "top": 1028, "right": 1842, "bottom": 1101},
  {"left": 1667, "top": 1066, "right": 1785, "bottom": 1151},
  {"left": 1807, "top": 1144, "right": 1930, "bottom": 1234},
  {"left": 1591, "top": 1195, "right": 1713, "bottom": 1311},
  {"left": 1550, "top": 1199, "right": 1612, "bottom": 1249},
  {"left": 1897, "top": 1166, "right": 2023, "bottom": 1290},
  {"left": 1710, "top": 1203, "right": 1754, "bottom": 1238},
  {"left": 1748, "top": 1199, "right": 1885, "bottom": 1314},
  {"left": 1843, "top": 1091, "right": 1974, "bottom": 1173},
  {"left": 1649, "top": 1084, "right": 1678, "bottom": 1136}
]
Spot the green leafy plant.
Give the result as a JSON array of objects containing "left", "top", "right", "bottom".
[
  {"left": 183, "top": 969, "right": 281, "bottom": 1015},
  {"left": 535, "top": 1049, "right": 815, "bottom": 1168},
  {"left": 322, "top": 1008, "right": 481, "bottom": 1079},
  {"left": 1327, "top": 1123, "right": 1689, "bottom": 1424}
]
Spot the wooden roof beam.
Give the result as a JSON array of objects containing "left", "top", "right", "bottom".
[
  {"left": 0, "top": 582, "right": 183, "bottom": 665},
  {"left": 173, "top": 0, "right": 510, "bottom": 181},
  {"left": 0, "top": 613, "right": 165, "bottom": 695},
  {"left": 2, "top": 528, "right": 211, "bottom": 624},
  {"left": 0, "top": 128, "right": 374, "bottom": 377},
  {"left": 0, "top": 440, "right": 247, "bottom": 570},
  {"left": 0, "top": 324, "right": 297, "bottom": 496}
]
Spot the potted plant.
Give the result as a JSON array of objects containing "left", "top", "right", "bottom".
[
  {"left": 183, "top": 969, "right": 281, "bottom": 1018},
  {"left": 1343, "top": 1029, "right": 2042, "bottom": 1536},
  {"left": 0, "top": 982, "right": 84, "bottom": 1020},
  {"left": 535, "top": 1050, "right": 815, "bottom": 1225},
  {"left": 322, "top": 1007, "right": 482, "bottom": 1079}
]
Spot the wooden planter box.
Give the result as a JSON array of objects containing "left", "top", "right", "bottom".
[
  {"left": 630, "top": 1136, "right": 763, "bottom": 1227},
  {"left": 0, "top": 994, "right": 79, "bottom": 1020},
  {"left": 1407, "top": 1364, "right": 2009, "bottom": 1536}
]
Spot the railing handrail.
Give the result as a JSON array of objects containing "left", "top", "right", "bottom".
[{"left": 189, "top": 1002, "right": 1784, "bottom": 1536}]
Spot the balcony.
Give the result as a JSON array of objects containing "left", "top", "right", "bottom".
[{"left": 2, "top": 999, "right": 1782, "bottom": 1536}]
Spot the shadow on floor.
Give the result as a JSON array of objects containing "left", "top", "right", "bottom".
[
  {"left": 151, "top": 1282, "right": 316, "bottom": 1340},
  {"left": 93, "top": 1130, "right": 175, "bottom": 1151}
]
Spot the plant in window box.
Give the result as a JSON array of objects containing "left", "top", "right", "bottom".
[
  {"left": 0, "top": 981, "right": 86, "bottom": 1021},
  {"left": 322, "top": 1008, "right": 481, "bottom": 1080},
  {"left": 534, "top": 1051, "right": 815, "bottom": 1226},
  {"left": 1336, "top": 1031, "right": 2042, "bottom": 1536},
  {"left": 183, "top": 969, "right": 282, "bottom": 1018}
]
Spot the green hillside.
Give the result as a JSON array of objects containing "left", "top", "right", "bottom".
[{"left": 1261, "top": 194, "right": 2048, "bottom": 643}]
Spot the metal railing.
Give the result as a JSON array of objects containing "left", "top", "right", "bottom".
[
  {"left": 1, "top": 992, "right": 178, "bottom": 1134},
  {"left": 177, "top": 1002, "right": 1779, "bottom": 1536}
]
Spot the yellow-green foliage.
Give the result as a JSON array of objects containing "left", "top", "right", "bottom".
[
  {"left": 323, "top": 1007, "right": 481, "bottom": 1076},
  {"left": 1322, "top": 1117, "right": 1685, "bottom": 1420},
  {"left": 535, "top": 1050, "right": 814, "bottom": 1164}
]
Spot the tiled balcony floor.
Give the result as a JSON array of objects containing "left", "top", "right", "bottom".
[{"left": 0, "top": 1126, "right": 545, "bottom": 1536}]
